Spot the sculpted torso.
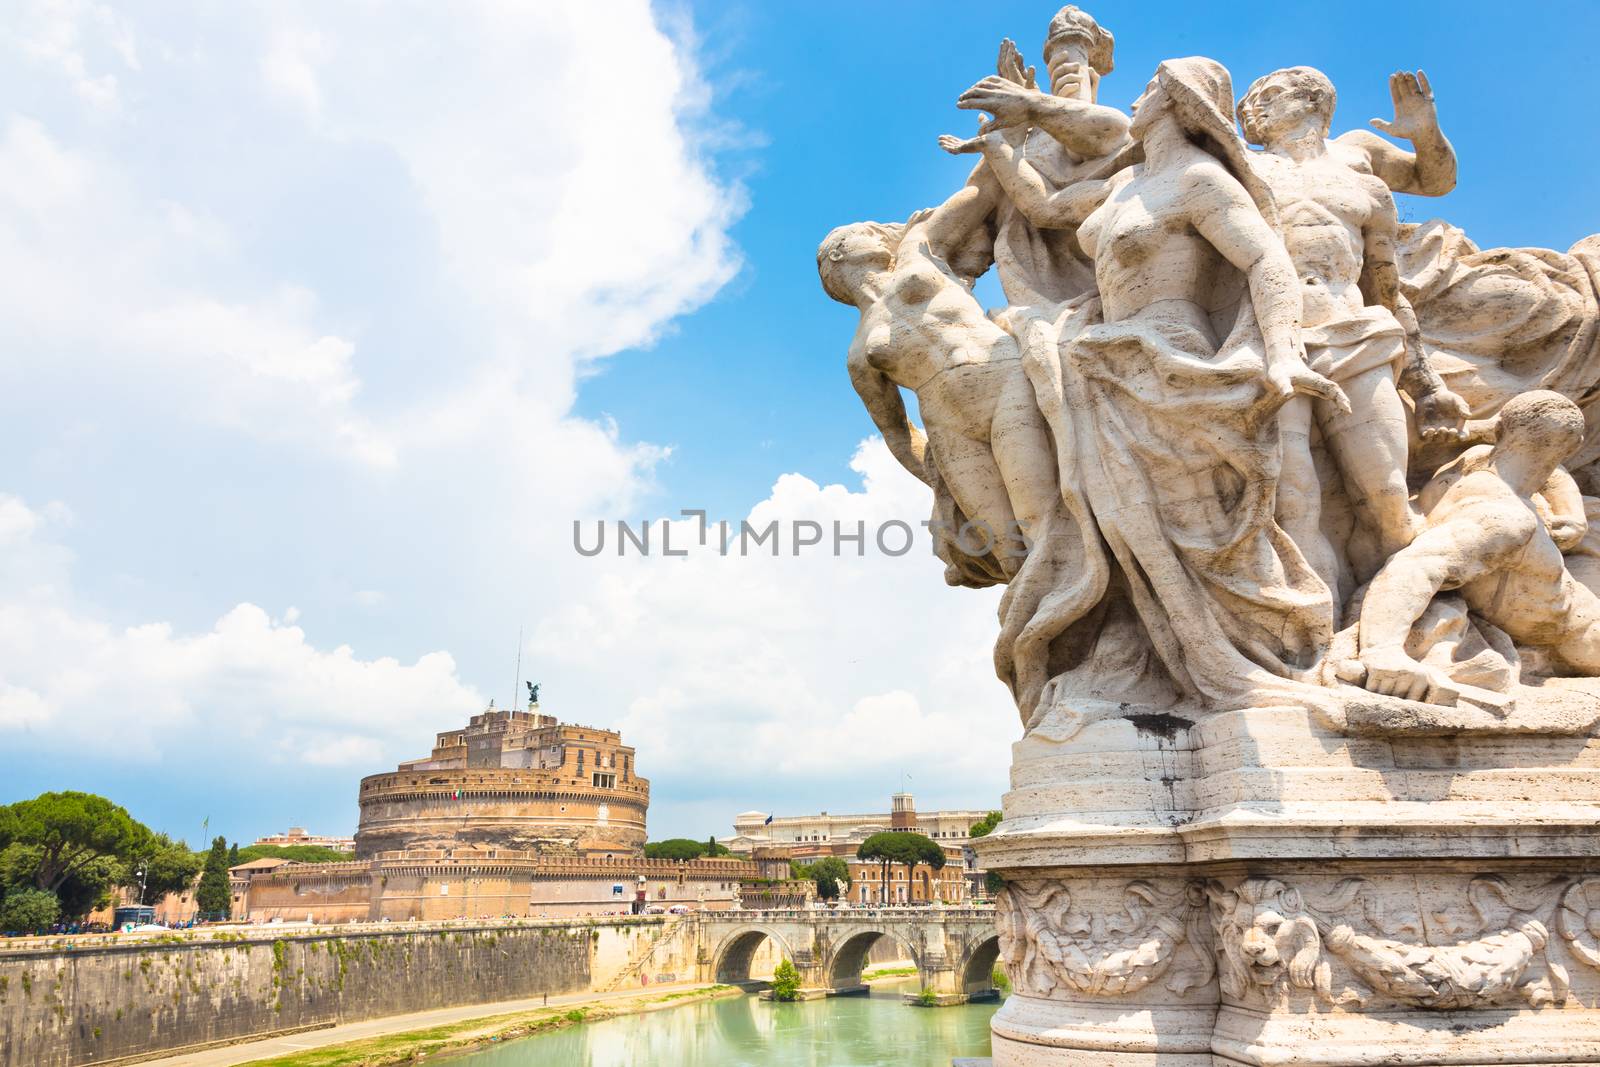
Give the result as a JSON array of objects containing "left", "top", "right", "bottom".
[
  {"left": 851, "top": 237, "right": 1019, "bottom": 441},
  {"left": 1079, "top": 153, "right": 1226, "bottom": 337},
  {"left": 1422, "top": 463, "right": 1578, "bottom": 642},
  {"left": 1253, "top": 145, "right": 1391, "bottom": 327}
]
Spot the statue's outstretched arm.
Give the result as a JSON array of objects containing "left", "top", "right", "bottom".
[
  {"left": 938, "top": 131, "right": 1109, "bottom": 229},
  {"left": 956, "top": 76, "right": 1128, "bottom": 160},
  {"left": 1359, "top": 511, "right": 1514, "bottom": 654},
  {"left": 1334, "top": 71, "right": 1456, "bottom": 196},
  {"left": 1355, "top": 507, "right": 1526, "bottom": 701}
]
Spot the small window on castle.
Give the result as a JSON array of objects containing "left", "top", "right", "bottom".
[{"left": 593, "top": 772, "right": 616, "bottom": 789}]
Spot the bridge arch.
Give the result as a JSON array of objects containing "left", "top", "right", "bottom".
[
  {"left": 959, "top": 933, "right": 1002, "bottom": 997},
  {"left": 710, "top": 925, "right": 799, "bottom": 986},
  {"left": 826, "top": 927, "right": 922, "bottom": 991}
]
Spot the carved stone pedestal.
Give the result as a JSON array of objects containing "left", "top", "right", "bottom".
[{"left": 972, "top": 707, "right": 1600, "bottom": 1066}]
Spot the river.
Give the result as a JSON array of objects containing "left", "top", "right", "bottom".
[{"left": 441, "top": 979, "right": 997, "bottom": 1065}]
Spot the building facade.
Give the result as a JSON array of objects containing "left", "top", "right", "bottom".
[
  {"left": 251, "top": 828, "right": 355, "bottom": 853},
  {"left": 234, "top": 702, "right": 757, "bottom": 921},
  {"left": 724, "top": 793, "right": 991, "bottom": 852},
  {"left": 239, "top": 852, "right": 753, "bottom": 921},
  {"left": 730, "top": 794, "right": 992, "bottom": 906}
]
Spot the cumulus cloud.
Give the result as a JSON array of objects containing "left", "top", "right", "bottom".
[
  {"left": 0, "top": 2, "right": 1014, "bottom": 837},
  {"left": 534, "top": 438, "right": 1016, "bottom": 817},
  {"left": 0, "top": 493, "right": 481, "bottom": 766},
  {"left": 0, "top": 0, "right": 742, "bottom": 472}
]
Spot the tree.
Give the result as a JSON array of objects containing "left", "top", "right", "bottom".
[
  {"left": 770, "top": 958, "right": 800, "bottom": 1001},
  {"left": 968, "top": 811, "right": 1002, "bottom": 839},
  {"left": 55, "top": 855, "right": 120, "bottom": 919},
  {"left": 2, "top": 844, "right": 117, "bottom": 920},
  {"left": 1, "top": 888, "right": 60, "bottom": 933},
  {"left": 857, "top": 833, "right": 901, "bottom": 905},
  {"left": 0, "top": 792, "right": 151, "bottom": 892},
  {"left": 793, "top": 856, "right": 850, "bottom": 901},
  {"left": 860, "top": 832, "right": 943, "bottom": 904},
  {"left": 195, "top": 836, "right": 232, "bottom": 919},
  {"left": 227, "top": 843, "right": 240, "bottom": 867},
  {"left": 643, "top": 838, "right": 729, "bottom": 861},
  {"left": 117, "top": 833, "right": 203, "bottom": 905},
  {"left": 900, "top": 834, "right": 946, "bottom": 903}
]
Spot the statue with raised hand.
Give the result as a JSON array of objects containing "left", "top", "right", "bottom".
[
  {"left": 1236, "top": 66, "right": 1470, "bottom": 588},
  {"left": 1336, "top": 70, "right": 1457, "bottom": 197}
]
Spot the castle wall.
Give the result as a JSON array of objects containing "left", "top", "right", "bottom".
[
  {"left": 0, "top": 917, "right": 697, "bottom": 1067},
  {"left": 354, "top": 769, "right": 649, "bottom": 857},
  {"left": 239, "top": 856, "right": 756, "bottom": 923}
]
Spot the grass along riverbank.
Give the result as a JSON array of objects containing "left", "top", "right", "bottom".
[
  {"left": 238, "top": 985, "right": 742, "bottom": 1067},
  {"left": 861, "top": 966, "right": 918, "bottom": 981}
]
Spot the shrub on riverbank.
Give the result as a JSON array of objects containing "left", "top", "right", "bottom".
[{"left": 770, "top": 959, "right": 800, "bottom": 1001}]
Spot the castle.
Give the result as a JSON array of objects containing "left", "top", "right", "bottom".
[
  {"left": 237, "top": 701, "right": 760, "bottom": 921},
  {"left": 355, "top": 707, "right": 649, "bottom": 858}
]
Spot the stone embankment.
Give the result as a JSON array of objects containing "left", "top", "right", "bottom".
[{"left": 0, "top": 915, "right": 695, "bottom": 1067}]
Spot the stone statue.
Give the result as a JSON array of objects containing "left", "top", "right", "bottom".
[
  {"left": 940, "top": 56, "right": 1345, "bottom": 719},
  {"left": 1236, "top": 66, "right": 1469, "bottom": 589},
  {"left": 934, "top": 6, "right": 1131, "bottom": 308},
  {"left": 1401, "top": 222, "right": 1600, "bottom": 478},
  {"left": 1355, "top": 391, "right": 1600, "bottom": 700},
  {"left": 818, "top": 9, "right": 1600, "bottom": 1062},
  {"left": 818, "top": 202, "right": 1099, "bottom": 715}
]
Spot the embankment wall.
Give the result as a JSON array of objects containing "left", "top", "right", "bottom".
[{"left": 0, "top": 916, "right": 694, "bottom": 1067}]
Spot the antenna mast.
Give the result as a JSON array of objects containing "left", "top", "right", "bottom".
[{"left": 512, "top": 625, "right": 523, "bottom": 710}]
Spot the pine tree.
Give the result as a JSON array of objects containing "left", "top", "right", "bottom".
[
  {"left": 227, "top": 842, "right": 239, "bottom": 867},
  {"left": 195, "top": 836, "right": 232, "bottom": 920}
]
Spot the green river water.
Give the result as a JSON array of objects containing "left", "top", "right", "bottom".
[{"left": 441, "top": 980, "right": 998, "bottom": 1066}]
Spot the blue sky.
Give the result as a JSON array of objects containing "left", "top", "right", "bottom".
[{"left": 0, "top": 0, "right": 1596, "bottom": 850}]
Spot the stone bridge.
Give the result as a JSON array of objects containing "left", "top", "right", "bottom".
[{"left": 690, "top": 907, "right": 1001, "bottom": 1005}]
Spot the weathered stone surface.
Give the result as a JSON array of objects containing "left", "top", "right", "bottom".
[
  {"left": 820, "top": 5, "right": 1600, "bottom": 1063},
  {"left": 0, "top": 920, "right": 618, "bottom": 1067}
]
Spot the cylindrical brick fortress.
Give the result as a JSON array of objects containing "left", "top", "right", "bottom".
[
  {"left": 353, "top": 706, "right": 651, "bottom": 859},
  {"left": 354, "top": 768, "right": 648, "bottom": 858}
]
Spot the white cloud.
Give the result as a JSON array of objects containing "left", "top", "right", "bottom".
[
  {"left": 4, "top": 0, "right": 134, "bottom": 113},
  {"left": 0, "top": 1, "right": 743, "bottom": 477},
  {"left": 0, "top": 494, "right": 481, "bottom": 765},
  {"left": 259, "top": 26, "right": 328, "bottom": 122},
  {"left": 534, "top": 438, "right": 1015, "bottom": 808},
  {"left": 0, "top": 2, "right": 1013, "bottom": 834}
]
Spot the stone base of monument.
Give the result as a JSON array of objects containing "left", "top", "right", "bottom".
[{"left": 972, "top": 703, "right": 1600, "bottom": 1066}]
